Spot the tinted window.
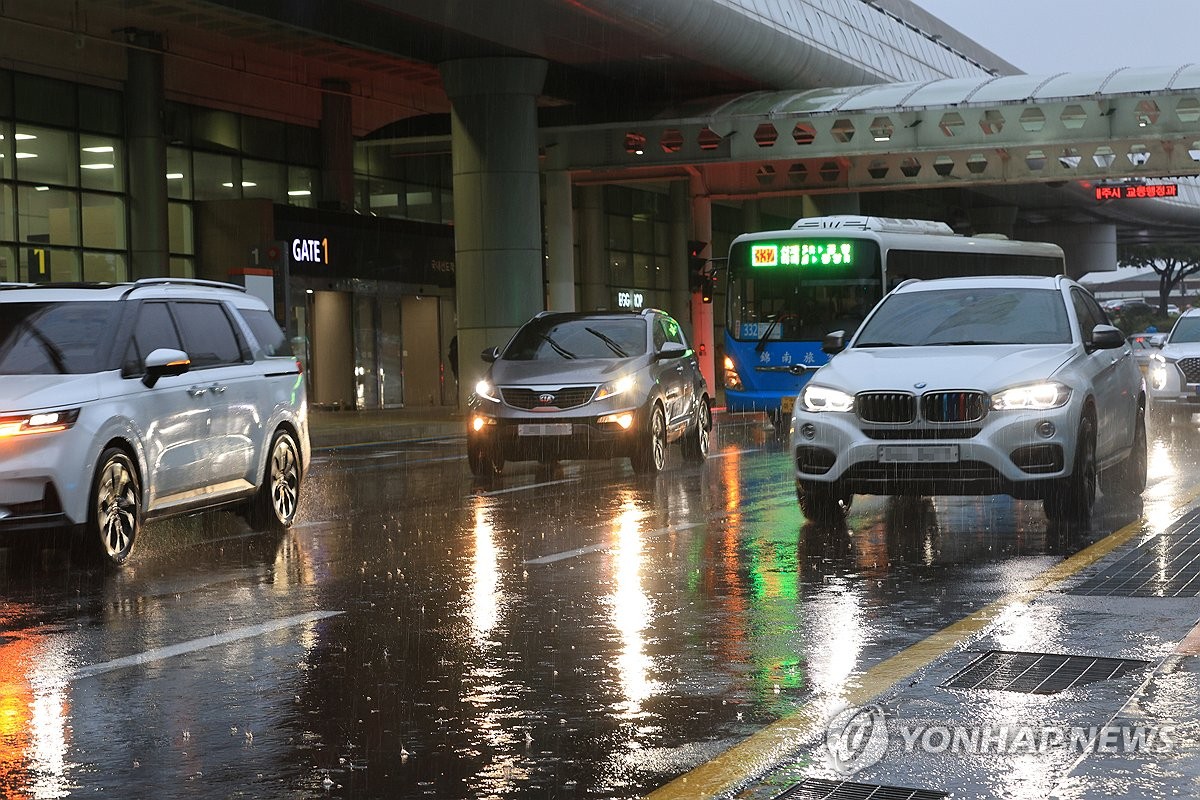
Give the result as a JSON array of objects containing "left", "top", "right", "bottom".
[
  {"left": 172, "top": 301, "right": 244, "bottom": 367},
  {"left": 0, "top": 301, "right": 122, "bottom": 374},
  {"left": 855, "top": 287, "right": 1071, "bottom": 346},
  {"left": 504, "top": 317, "right": 647, "bottom": 360},
  {"left": 1169, "top": 316, "right": 1200, "bottom": 344},
  {"left": 241, "top": 308, "right": 293, "bottom": 357},
  {"left": 126, "top": 301, "right": 182, "bottom": 370}
]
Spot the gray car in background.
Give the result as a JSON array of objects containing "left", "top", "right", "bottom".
[{"left": 467, "top": 309, "right": 712, "bottom": 476}]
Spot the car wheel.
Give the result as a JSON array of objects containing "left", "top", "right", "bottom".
[
  {"left": 631, "top": 404, "right": 667, "bottom": 474},
  {"left": 468, "top": 440, "right": 504, "bottom": 478},
  {"left": 1099, "top": 405, "right": 1147, "bottom": 497},
  {"left": 81, "top": 447, "right": 141, "bottom": 566},
  {"left": 681, "top": 399, "right": 711, "bottom": 462},
  {"left": 248, "top": 429, "right": 302, "bottom": 531},
  {"left": 796, "top": 480, "right": 852, "bottom": 524},
  {"left": 1045, "top": 416, "right": 1097, "bottom": 522}
]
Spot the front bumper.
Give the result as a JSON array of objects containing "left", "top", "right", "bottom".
[
  {"left": 467, "top": 406, "right": 648, "bottom": 462},
  {"left": 0, "top": 429, "right": 85, "bottom": 533},
  {"left": 1148, "top": 362, "right": 1200, "bottom": 413},
  {"left": 791, "top": 400, "right": 1082, "bottom": 499}
]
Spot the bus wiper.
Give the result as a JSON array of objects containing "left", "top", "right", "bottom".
[
  {"left": 538, "top": 333, "right": 576, "bottom": 359},
  {"left": 755, "top": 314, "right": 787, "bottom": 353},
  {"left": 585, "top": 327, "right": 628, "bottom": 357}
]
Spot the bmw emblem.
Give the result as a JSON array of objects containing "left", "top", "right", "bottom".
[
  {"left": 538, "top": 393, "right": 555, "bottom": 405},
  {"left": 914, "top": 382, "right": 927, "bottom": 389}
]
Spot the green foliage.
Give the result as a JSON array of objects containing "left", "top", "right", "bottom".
[{"left": 1107, "top": 308, "right": 1175, "bottom": 336}]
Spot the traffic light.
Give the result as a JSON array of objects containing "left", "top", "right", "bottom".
[
  {"left": 701, "top": 273, "right": 715, "bottom": 304},
  {"left": 688, "top": 240, "right": 707, "bottom": 293}
]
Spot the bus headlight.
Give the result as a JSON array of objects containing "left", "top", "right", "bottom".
[
  {"left": 723, "top": 356, "right": 743, "bottom": 391},
  {"left": 800, "top": 384, "right": 854, "bottom": 412},
  {"left": 991, "top": 382, "right": 1071, "bottom": 410}
]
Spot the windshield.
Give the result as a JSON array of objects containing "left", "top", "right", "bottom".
[
  {"left": 504, "top": 317, "right": 647, "bottom": 360},
  {"left": 0, "top": 301, "right": 123, "bottom": 374},
  {"left": 854, "top": 287, "right": 1071, "bottom": 347},
  {"left": 1169, "top": 316, "right": 1200, "bottom": 344}
]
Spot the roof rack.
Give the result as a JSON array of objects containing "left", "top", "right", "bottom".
[{"left": 120, "top": 277, "right": 247, "bottom": 299}]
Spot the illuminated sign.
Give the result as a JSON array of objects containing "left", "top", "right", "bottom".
[
  {"left": 615, "top": 288, "right": 645, "bottom": 309},
  {"left": 750, "top": 241, "right": 855, "bottom": 268},
  {"left": 1095, "top": 184, "right": 1178, "bottom": 201},
  {"left": 291, "top": 237, "right": 329, "bottom": 264}
]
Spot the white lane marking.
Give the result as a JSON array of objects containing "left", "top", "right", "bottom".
[
  {"left": 72, "top": 611, "right": 342, "bottom": 680},
  {"left": 474, "top": 477, "right": 580, "bottom": 497},
  {"left": 524, "top": 521, "right": 708, "bottom": 564},
  {"left": 708, "top": 448, "right": 761, "bottom": 460}
]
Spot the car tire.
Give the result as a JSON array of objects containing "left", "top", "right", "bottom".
[
  {"left": 468, "top": 440, "right": 504, "bottom": 478},
  {"left": 681, "top": 399, "right": 711, "bottom": 462},
  {"left": 631, "top": 403, "right": 667, "bottom": 474},
  {"left": 1045, "top": 416, "right": 1097, "bottom": 523},
  {"left": 80, "top": 447, "right": 141, "bottom": 567},
  {"left": 796, "top": 480, "right": 852, "bottom": 524},
  {"left": 248, "top": 429, "right": 302, "bottom": 531},
  {"left": 1099, "top": 405, "right": 1147, "bottom": 498}
]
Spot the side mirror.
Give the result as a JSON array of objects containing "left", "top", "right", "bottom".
[
  {"left": 656, "top": 342, "right": 688, "bottom": 360},
  {"left": 1090, "top": 324, "right": 1125, "bottom": 351},
  {"left": 143, "top": 348, "right": 190, "bottom": 388},
  {"left": 481, "top": 346, "right": 500, "bottom": 363},
  {"left": 822, "top": 330, "right": 847, "bottom": 355}
]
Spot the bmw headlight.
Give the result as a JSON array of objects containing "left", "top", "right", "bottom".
[
  {"left": 595, "top": 375, "right": 635, "bottom": 401},
  {"left": 474, "top": 379, "right": 500, "bottom": 403},
  {"left": 800, "top": 384, "right": 855, "bottom": 413},
  {"left": 991, "top": 382, "right": 1071, "bottom": 411}
]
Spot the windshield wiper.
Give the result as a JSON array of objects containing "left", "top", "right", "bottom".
[
  {"left": 23, "top": 322, "right": 68, "bottom": 373},
  {"left": 584, "top": 327, "right": 628, "bottom": 357},
  {"left": 854, "top": 341, "right": 910, "bottom": 348},
  {"left": 538, "top": 333, "right": 576, "bottom": 359},
  {"left": 930, "top": 340, "right": 1007, "bottom": 346},
  {"left": 755, "top": 313, "right": 789, "bottom": 353}
]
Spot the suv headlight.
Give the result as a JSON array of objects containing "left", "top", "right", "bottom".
[
  {"left": 800, "top": 384, "right": 854, "bottom": 412},
  {"left": 991, "top": 382, "right": 1071, "bottom": 411},
  {"left": 475, "top": 380, "right": 500, "bottom": 403},
  {"left": 594, "top": 375, "right": 635, "bottom": 401},
  {"left": 0, "top": 408, "right": 81, "bottom": 438},
  {"left": 1149, "top": 354, "right": 1169, "bottom": 390}
]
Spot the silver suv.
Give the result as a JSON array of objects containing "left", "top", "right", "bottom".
[
  {"left": 0, "top": 279, "right": 310, "bottom": 565},
  {"left": 468, "top": 309, "right": 711, "bottom": 475},
  {"left": 1148, "top": 308, "right": 1200, "bottom": 420},
  {"left": 791, "top": 275, "right": 1146, "bottom": 523}
]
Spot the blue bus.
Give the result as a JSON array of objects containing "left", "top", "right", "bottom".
[{"left": 721, "top": 215, "right": 1067, "bottom": 424}]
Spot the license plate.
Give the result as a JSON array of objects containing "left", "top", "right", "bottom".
[
  {"left": 878, "top": 445, "right": 959, "bottom": 463},
  {"left": 518, "top": 423, "right": 572, "bottom": 436},
  {"left": 780, "top": 395, "right": 795, "bottom": 414}
]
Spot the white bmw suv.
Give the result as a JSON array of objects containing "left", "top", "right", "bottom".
[
  {"left": 791, "top": 275, "right": 1146, "bottom": 523},
  {"left": 0, "top": 279, "right": 309, "bottom": 566}
]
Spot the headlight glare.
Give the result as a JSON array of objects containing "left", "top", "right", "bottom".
[
  {"left": 991, "top": 382, "right": 1071, "bottom": 410},
  {"left": 801, "top": 385, "right": 854, "bottom": 413},
  {"left": 475, "top": 380, "right": 500, "bottom": 403},
  {"left": 595, "top": 375, "right": 635, "bottom": 401}
]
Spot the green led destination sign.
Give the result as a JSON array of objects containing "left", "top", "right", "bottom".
[{"left": 750, "top": 241, "right": 855, "bottom": 268}]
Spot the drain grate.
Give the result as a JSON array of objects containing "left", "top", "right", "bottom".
[
  {"left": 772, "top": 778, "right": 947, "bottom": 800},
  {"left": 943, "top": 650, "right": 1149, "bottom": 694},
  {"left": 1069, "top": 507, "right": 1200, "bottom": 596}
]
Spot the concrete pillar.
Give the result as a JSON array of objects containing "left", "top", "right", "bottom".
[
  {"left": 544, "top": 170, "right": 575, "bottom": 311},
  {"left": 668, "top": 181, "right": 691, "bottom": 335},
  {"left": 578, "top": 184, "right": 607, "bottom": 312},
  {"left": 689, "top": 172, "right": 716, "bottom": 395},
  {"left": 802, "top": 193, "right": 860, "bottom": 218},
  {"left": 1020, "top": 223, "right": 1117, "bottom": 279},
  {"left": 320, "top": 79, "right": 355, "bottom": 212},
  {"left": 124, "top": 30, "right": 168, "bottom": 280},
  {"left": 440, "top": 57, "right": 548, "bottom": 401},
  {"left": 742, "top": 199, "right": 762, "bottom": 234}
]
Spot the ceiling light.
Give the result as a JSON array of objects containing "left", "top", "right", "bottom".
[
  {"left": 15, "top": 152, "right": 36, "bottom": 159},
  {"left": 288, "top": 190, "right": 311, "bottom": 196},
  {"left": 165, "top": 173, "right": 184, "bottom": 180},
  {"left": 82, "top": 146, "right": 114, "bottom": 153},
  {"left": 13, "top": 133, "right": 36, "bottom": 141},
  {"left": 81, "top": 163, "right": 114, "bottom": 169}
]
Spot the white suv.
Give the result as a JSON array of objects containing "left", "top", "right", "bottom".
[
  {"left": 0, "top": 279, "right": 310, "bottom": 565},
  {"left": 791, "top": 275, "right": 1146, "bottom": 523},
  {"left": 1148, "top": 308, "right": 1200, "bottom": 420}
]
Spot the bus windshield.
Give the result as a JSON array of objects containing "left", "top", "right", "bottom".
[{"left": 727, "top": 238, "right": 882, "bottom": 342}]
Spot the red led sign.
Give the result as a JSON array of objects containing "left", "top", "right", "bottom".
[{"left": 1095, "top": 184, "right": 1178, "bottom": 200}]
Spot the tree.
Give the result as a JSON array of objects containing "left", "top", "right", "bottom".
[{"left": 1117, "top": 243, "right": 1200, "bottom": 314}]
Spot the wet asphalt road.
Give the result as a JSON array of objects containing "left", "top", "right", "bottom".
[{"left": 2, "top": 417, "right": 1200, "bottom": 799}]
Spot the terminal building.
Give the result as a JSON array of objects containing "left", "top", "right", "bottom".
[{"left": 4, "top": 0, "right": 1198, "bottom": 408}]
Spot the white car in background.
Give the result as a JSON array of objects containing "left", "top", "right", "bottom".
[
  {"left": 0, "top": 279, "right": 309, "bottom": 566},
  {"left": 791, "top": 275, "right": 1147, "bottom": 524},
  {"left": 1148, "top": 308, "right": 1200, "bottom": 421}
]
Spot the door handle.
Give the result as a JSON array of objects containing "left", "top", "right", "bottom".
[
  {"left": 209, "top": 383, "right": 227, "bottom": 394},
  {"left": 187, "top": 386, "right": 207, "bottom": 397}
]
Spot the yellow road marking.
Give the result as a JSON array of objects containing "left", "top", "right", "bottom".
[{"left": 647, "top": 488, "right": 1200, "bottom": 800}]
